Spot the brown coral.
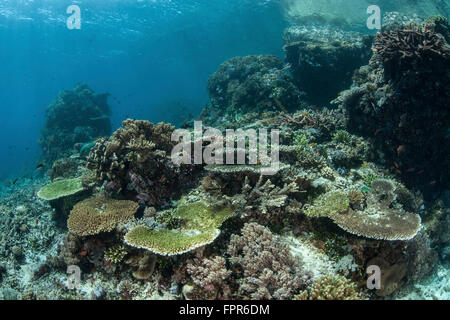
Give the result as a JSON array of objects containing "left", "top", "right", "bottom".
[
  {"left": 295, "top": 274, "right": 363, "bottom": 300},
  {"left": 373, "top": 21, "right": 450, "bottom": 79},
  {"left": 87, "top": 119, "right": 198, "bottom": 207},
  {"left": 67, "top": 194, "right": 139, "bottom": 236}
]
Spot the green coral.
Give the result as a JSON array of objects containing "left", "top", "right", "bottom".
[
  {"left": 304, "top": 191, "right": 349, "bottom": 218},
  {"left": 294, "top": 133, "right": 310, "bottom": 153},
  {"left": 104, "top": 244, "right": 127, "bottom": 264},
  {"left": 125, "top": 201, "right": 236, "bottom": 256},
  {"left": 37, "top": 177, "right": 84, "bottom": 201},
  {"left": 332, "top": 130, "right": 351, "bottom": 144}
]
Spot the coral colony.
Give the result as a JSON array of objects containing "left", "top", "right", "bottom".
[{"left": 0, "top": 11, "right": 449, "bottom": 301}]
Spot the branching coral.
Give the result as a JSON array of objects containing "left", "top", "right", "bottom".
[
  {"left": 227, "top": 222, "right": 310, "bottom": 300},
  {"left": 186, "top": 256, "right": 231, "bottom": 300},
  {"left": 295, "top": 274, "right": 362, "bottom": 300},
  {"left": 373, "top": 21, "right": 450, "bottom": 78},
  {"left": 224, "top": 175, "right": 298, "bottom": 224},
  {"left": 67, "top": 194, "right": 139, "bottom": 236},
  {"left": 87, "top": 119, "right": 198, "bottom": 207}
]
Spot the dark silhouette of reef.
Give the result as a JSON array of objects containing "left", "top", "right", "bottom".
[
  {"left": 283, "top": 25, "right": 373, "bottom": 107},
  {"left": 333, "top": 16, "right": 450, "bottom": 198},
  {"left": 39, "top": 83, "right": 112, "bottom": 163},
  {"left": 202, "top": 55, "right": 300, "bottom": 120}
]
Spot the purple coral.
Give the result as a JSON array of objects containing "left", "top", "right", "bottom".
[{"left": 227, "top": 222, "right": 311, "bottom": 300}]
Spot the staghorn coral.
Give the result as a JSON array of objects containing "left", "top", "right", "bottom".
[
  {"left": 373, "top": 20, "right": 450, "bottom": 79},
  {"left": 227, "top": 222, "right": 310, "bottom": 300},
  {"left": 295, "top": 274, "right": 362, "bottom": 300},
  {"left": 124, "top": 201, "right": 236, "bottom": 256},
  {"left": 67, "top": 194, "right": 139, "bottom": 236},
  {"left": 224, "top": 175, "right": 298, "bottom": 224},
  {"left": 87, "top": 119, "right": 198, "bottom": 207},
  {"left": 186, "top": 255, "right": 231, "bottom": 300}
]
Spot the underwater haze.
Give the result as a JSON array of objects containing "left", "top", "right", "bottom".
[
  {"left": 0, "top": 0, "right": 286, "bottom": 179},
  {"left": 0, "top": 0, "right": 449, "bottom": 302}
]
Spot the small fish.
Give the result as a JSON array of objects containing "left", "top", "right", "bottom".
[
  {"left": 406, "top": 168, "right": 415, "bottom": 173},
  {"left": 394, "top": 161, "right": 400, "bottom": 169},
  {"left": 429, "top": 181, "right": 436, "bottom": 185},
  {"left": 36, "top": 163, "right": 46, "bottom": 170},
  {"left": 105, "top": 260, "right": 111, "bottom": 268},
  {"left": 79, "top": 250, "right": 88, "bottom": 256},
  {"left": 12, "top": 178, "right": 19, "bottom": 185},
  {"left": 310, "top": 142, "right": 316, "bottom": 147},
  {"left": 417, "top": 170, "right": 425, "bottom": 175},
  {"left": 396, "top": 169, "right": 402, "bottom": 174},
  {"left": 374, "top": 129, "right": 382, "bottom": 136},
  {"left": 269, "top": 119, "right": 275, "bottom": 124},
  {"left": 397, "top": 145, "right": 406, "bottom": 156}
]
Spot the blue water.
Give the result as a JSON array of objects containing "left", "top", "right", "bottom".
[{"left": 0, "top": 0, "right": 286, "bottom": 180}]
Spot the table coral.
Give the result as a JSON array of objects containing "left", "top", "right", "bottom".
[
  {"left": 124, "top": 201, "right": 236, "bottom": 256},
  {"left": 67, "top": 194, "right": 139, "bottom": 236}
]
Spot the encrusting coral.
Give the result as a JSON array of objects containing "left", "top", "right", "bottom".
[
  {"left": 67, "top": 194, "right": 139, "bottom": 236},
  {"left": 227, "top": 222, "right": 311, "bottom": 300}
]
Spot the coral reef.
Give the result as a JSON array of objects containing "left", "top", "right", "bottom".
[
  {"left": 283, "top": 25, "right": 372, "bottom": 106},
  {"left": 39, "top": 83, "right": 111, "bottom": 163},
  {"left": 87, "top": 119, "right": 199, "bottom": 207},
  {"left": 332, "top": 17, "right": 450, "bottom": 196},
  {"left": 203, "top": 55, "right": 300, "bottom": 120}
]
